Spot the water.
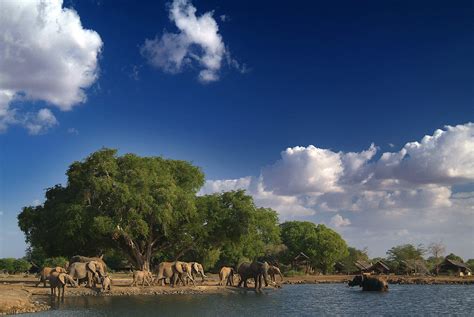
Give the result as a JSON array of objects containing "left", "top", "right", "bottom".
[{"left": 22, "top": 284, "right": 474, "bottom": 316}]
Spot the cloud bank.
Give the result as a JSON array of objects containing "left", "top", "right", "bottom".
[
  {"left": 141, "top": 0, "right": 240, "bottom": 83},
  {"left": 200, "top": 123, "right": 474, "bottom": 257},
  {"left": 0, "top": 0, "right": 102, "bottom": 134}
]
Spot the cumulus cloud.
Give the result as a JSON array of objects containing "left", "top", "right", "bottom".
[
  {"left": 141, "top": 0, "right": 236, "bottom": 83},
  {"left": 0, "top": 0, "right": 102, "bottom": 133},
  {"left": 375, "top": 123, "right": 474, "bottom": 184},
  {"left": 201, "top": 123, "right": 474, "bottom": 257},
  {"left": 262, "top": 146, "right": 344, "bottom": 195}
]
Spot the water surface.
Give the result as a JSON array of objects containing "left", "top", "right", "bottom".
[{"left": 23, "top": 284, "right": 474, "bottom": 316}]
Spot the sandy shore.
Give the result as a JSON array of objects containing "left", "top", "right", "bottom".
[{"left": 1, "top": 273, "right": 473, "bottom": 315}]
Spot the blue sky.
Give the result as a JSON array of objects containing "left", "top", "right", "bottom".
[{"left": 0, "top": 0, "right": 473, "bottom": 259}]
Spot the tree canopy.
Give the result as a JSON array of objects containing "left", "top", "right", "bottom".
[
  {"left": 280, "top": 221, "right": 348, "bottom": 273},
  {"left": 18, "top": 149, "right": 281, "bottom": 271}
]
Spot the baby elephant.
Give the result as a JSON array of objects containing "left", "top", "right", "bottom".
[
  {"left": 348, "top": 274, "right": 388, "bottom": 291},
  {"left": 131, "top": 270, "right": 153, "bottom": 287},
  {"left": 219, "top": 267, "right": 235, "bottom": 286},
  {"left": 49, "top": 272, "right": 77, "bottom": 298},
  {"left": 101, "top": 275, "right": 112, "bottom": 292}
]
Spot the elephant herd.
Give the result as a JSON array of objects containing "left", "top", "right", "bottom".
[
  {"left": 37, "top": 255, "right": 109, "bottom": 298},
  {"left": 37, "top": 255, "right": 388, "bottom": 299},
  {"left": 36, "top": 256, "right": 285, "bottom": 298}
]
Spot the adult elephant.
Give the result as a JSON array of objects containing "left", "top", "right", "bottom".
[
  {"left": 237, "top": 261, "right": 270, "bottom": 292},
  {"left": 155, "top": 261, "right": 194, "bottom": 287},
  {"left": 68, "top": 261, "right": 106, "bottom": 287},
  {"left": 348, "top": 274, "right": 388, "bottom": 291},
  {"left": 69, "top": 255, "right": 107, "bottom": 273},
  {"left": 219, "top": 266, "right": 235, "bottom": 286},
  {"left": 36, "top": 266, "right": 67, "bottom": 287},
  {"left": 190, "top": 262, "right": 206, "bottom": 283},
  {"left": 268, "top": 265, "right": 283, "bottom": 283}
]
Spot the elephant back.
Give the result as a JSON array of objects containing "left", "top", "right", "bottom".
[{"left": 237, "top": 262, "right": 252, "bottom": 278}]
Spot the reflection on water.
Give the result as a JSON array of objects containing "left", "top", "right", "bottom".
[{"left": 22, "top": 284, "right": 474, "bottom": 316}]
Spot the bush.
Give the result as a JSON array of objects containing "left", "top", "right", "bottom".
[
  {"left": 43, "top": 257, "right": 68, "bottom": 268},
  {"left": 0, "top": 258, "right": 31, "bottom": 274}
]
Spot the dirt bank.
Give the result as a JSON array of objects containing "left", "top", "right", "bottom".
[
  {"left": 283, "top": 274, "right": 474, "bottom": 285},
  {"left": 1, "top": 273, "right": 473, "bottom": 315}
]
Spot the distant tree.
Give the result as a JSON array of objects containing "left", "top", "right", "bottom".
[
  {"left": 280, "top": 221, "right": 348, "bottom": 274},
  {"left": 0, "top": 258, "right": 16, "bottom": 273},
  {"left": 427, "top": 242, "right": 446, "bottom": 274},
  {"left": 0, "top": 258, "right": 31, "bottom": 274},
  {"left": 13, "top": 259, "right": 31, "bottom": 273},
  {"left": 386, "top": 244, "right": 426, "bottom": 274},
  {"left": 466, "top": 259, "right": 474, "bottom": 272},
  {"left": 445, "top": 253, "right": 464, "bottom": 263},
  {"left": 340, "top": 247, "right": 370, "bottom": 273}
]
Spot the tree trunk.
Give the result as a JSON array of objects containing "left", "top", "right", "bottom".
[{"left": 116, "top": 226, "right": 152, "bottom": 271}]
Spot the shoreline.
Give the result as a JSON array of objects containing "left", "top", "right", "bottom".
[{"left": 1, "top": 274, "right": 473, "bottom": 315}]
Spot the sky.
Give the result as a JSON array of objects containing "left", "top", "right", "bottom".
[{"left": 0, "top": 0, "right": 473, "bottom": 259}]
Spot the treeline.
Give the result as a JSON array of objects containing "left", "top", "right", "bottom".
[{"left": 13, "top": 149, "right": 473, "bottom": 275}]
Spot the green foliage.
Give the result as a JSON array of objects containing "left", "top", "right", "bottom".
[
  {"left": 18, "top": 148, "right": 205, "bottom": 270},
  {"left": 446, "top": 253, "right": 464, "bottom": 263},
  {"left": 193, "top": 191, "right": 281, "bottom": 269},
  {"left": 280, "top": 221, "right": 348, "bottom": 273},
  {"left": 43, "top": 257, "right": 68, "bottom": 268},
  {"left": 0, "top": 258, "right": 31, "bottom": 274},
  {"left": 386, "top": 244, "right": 426, "bottom": 273},
  {"left": 0, "top": 258, "right": 16, "bottom": 273},
  {"left": 339, "top": 247, "right": 369, "bottom": 273},
  {"left": 466, "top": 259, "right": 474, "bottom": 272},
  {"left": 17, "top": 149, "right": 283, "bottom": 272}
]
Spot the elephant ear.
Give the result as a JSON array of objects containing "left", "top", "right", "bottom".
[
  {"left": 87, "top": 261, "right": 97, "bottom": 272},
  {"left": 58, "top": 273, "right": 66, "bottom": 285}
]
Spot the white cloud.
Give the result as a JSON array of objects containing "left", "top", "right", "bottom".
[
  {"left": 200, "top": 176, "right": 252, "bottom": 194},
  {"left": 24, "top": 108, "right": 58, "bottom": 135},
  {"left": 330, "top": 214, "right": 351, "bottom": 228},
  {"left": 141, "top": 0, "right": 229, "bottom": 83},
  {"left": 201, "top": 123, "right": 474, "bottom": 257},
  {"left": 375, "top": 123, "right": 474, "bottom": 184},
  {"left": 0, "top": 0, "right": 103, "bottom": 133},
  {"left": 262, "top": 145, "right": 344, "bottom": 195}
]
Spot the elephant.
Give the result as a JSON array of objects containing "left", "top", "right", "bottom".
[
  {"left": 348, "top": 274, "right": 388, "bottom": 291},
  {"left": 69, "top": 255, "right": 107, "bottom": 273},
  {"left": 68, "top": 261, "right": 106, "bottom": 288},
  {"left": 36, "top": 266, "right": 67, "bottom": 287},
  {"left": 268, "top": 265, "right": 283, "bottom": 283},
  {"left": 155, "top": 261, "right": 194, "bottom": 287},
  {"left": 48, "top": 272, "right": 77, "bottom": 298},
  {"left": 189, "top": 262, "right": 206, "bottom": 283},
  {"left": 101, "top": 275, "right": 112, "bottom": 292},
  {"left": 219, "top": 266, "right": 235, "bottom": 286},
  {"left": 131, "top": 270, "right": 153, "bottom": 287},
  {"left": 237, "top": 261, "right": 270, "bottom": 292}
]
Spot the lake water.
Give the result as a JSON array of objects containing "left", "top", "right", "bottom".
[{"left": 22, "top": 284, "right": 474, "bottom": 316}]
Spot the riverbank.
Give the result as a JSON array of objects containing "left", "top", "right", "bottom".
[{"left": 1, "top": 273, "right": 473, "bottom": 315}]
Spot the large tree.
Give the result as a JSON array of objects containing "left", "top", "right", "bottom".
[
  {"left": 280, "top": 221, "right": 348, "bottom": 273},
  {"left": 18, "top": 149, "right": 281, "bottom": 272},
  {"left": 19, "top": 149, "right": 205, "bottom": 271}
]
